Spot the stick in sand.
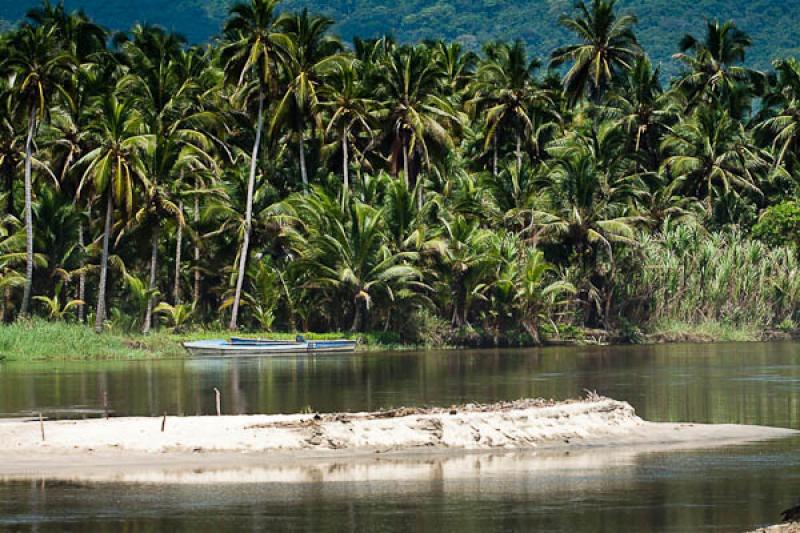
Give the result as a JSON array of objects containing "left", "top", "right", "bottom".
[
  {"left": 39, "top": 413, "right": 45, "bottom": 442},
  {"left": 214, "top": 387, "right": 221, "bottom": 416},
  {"left": 161, "top": 412, "right": 166, "bottom": 433}
]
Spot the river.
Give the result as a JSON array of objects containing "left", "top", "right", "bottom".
[{"left": 1, "top": 342, "right": 799, "bottom": 531}]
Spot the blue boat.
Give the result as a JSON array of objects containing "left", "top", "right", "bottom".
[{"left": 182, "top": 336, "right": 357, "bottom": 357}]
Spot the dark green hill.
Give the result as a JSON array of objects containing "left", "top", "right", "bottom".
[{"left": 3, "top": 0, "right": 800, "bottom": 70}]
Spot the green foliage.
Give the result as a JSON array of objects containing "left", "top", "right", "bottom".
[
  {"left": 622, "top": 225, "right": 800, "bottom": 327},
  {"left": 753, "top": 201, "right": 800, "bottom": 249},
  {"left": 2, "top": 0, "right": 800, "bottom": 352},
  {"left": 154, "top": 302, "right": 195, "bottom": 331}
]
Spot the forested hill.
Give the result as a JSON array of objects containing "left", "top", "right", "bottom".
[{"left": 2, "top": 0, "right": 800, "bottom": 70}]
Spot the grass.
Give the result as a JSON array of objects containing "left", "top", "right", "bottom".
[
  {"left": 645, "top": 320, "right": 763, "bottom": 344},
  {"left": 0, "top": 319, "right": 425, "bottom": 362},
  {"left": 0, "top": 317, "right": 784, "bottom": 363}
]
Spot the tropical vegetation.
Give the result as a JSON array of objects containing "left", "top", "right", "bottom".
[{"left": 1, "top": 0, "right": 800, "bottom": 348}]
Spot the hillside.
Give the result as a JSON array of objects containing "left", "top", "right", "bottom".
[{"left": 2, "top": 0, "right": 800, "bottom": 71}]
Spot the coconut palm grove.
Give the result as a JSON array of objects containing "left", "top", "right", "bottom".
[{"left": 2, "top": 0, "right": 800, "bottom": 345}]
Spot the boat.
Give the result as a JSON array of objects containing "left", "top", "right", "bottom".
[{"left": 182, "top": 336, "right": 357, "bottom": 357}]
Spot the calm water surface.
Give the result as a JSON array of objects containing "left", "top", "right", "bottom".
[{"left": 1, "top": 342, "right": 799, "bottom": 531}]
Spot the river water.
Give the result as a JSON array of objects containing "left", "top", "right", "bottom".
[{"left": 1, "top": 342, "right": 799, "bottom": 531}]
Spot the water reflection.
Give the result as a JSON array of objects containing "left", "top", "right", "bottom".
[
  {"left": 1, "top": 437, "right": 798, "bottom": 532},
  {"left": 2, "top": 343, "right": 800, "bottom": 531},
  {"left": 1, "top": 342, "right": 799, "bottom": 428}
]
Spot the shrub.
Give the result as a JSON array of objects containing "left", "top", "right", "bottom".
[{"left": 753, "top": 201, "right": 800, "bottom": 249}]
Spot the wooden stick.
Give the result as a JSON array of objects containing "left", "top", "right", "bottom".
[
  {"left": 103, "top": 391, "right": 109, "bottom": 420},
  {"left": 214, "top": 387, "right": 221, "bottom": 416},
  {"left": 161, "top": 412, "right": 166, "bottom": 432},
  {"left": 39, "top": 413, "right": 45, "bottom": 442}
]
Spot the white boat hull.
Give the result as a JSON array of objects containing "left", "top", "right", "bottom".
[{"left": 182, "top": 339, "right": 357, "bottom": 358}]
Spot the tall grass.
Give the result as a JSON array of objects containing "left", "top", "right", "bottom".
[{"left": 621, "top": 226, "right": 800, "bottom": 329}]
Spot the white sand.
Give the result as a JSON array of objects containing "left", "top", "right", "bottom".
[
  {"left": 751, "top": 523, "right": 800, "bottom": 533},
  {"left": 0, "top": 397, "right": 794, "bottom": 482}
]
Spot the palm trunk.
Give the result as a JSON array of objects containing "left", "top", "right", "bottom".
[
  {"left": 342, "top": 126, "right": 350, "bottom": 190},
  {"left": 298, "top": 117, "right": 308, "bottom": 191},
  {"left": 4, "top": 163, "right": 13, "bottom": 218},
  {"left": 515, "top": 131, "right": 522, "bottom": 173},
  {"left": 492, "top": 136, "right": 498, "bottom": 177},
  {"left": 521, "top": 319, "right": 541, "bottom": 346},
  {"left": 94, "top": 193, "right": 114, "bottom": 333},
  {"left": 2, "top": 286, "right": 10, "bottom": 323},
  {"left": 402, "top": 136, "right": 410, "bottom": 189},
  {"left": 21, "top": 109, "right": 35, "bottom": 316},
  {"left": 77, "top": 217, "right": 86, "bottom": 322},
  {"left": 173, "top": 200, "right": 183, "bottom": 305},
  {"left": 193, "top": 193, "right": 200, "bottom": 308},
  {"left": 229, "top": 89, "right": 264, "bottom": 330},
  {"left": 350, "top": 298, "right": 363, "bottom": 332},
  {"left": 142, "top": 224, "right": 159, "bottom": 334},
  {"left": 417, "top": 173, "right": 424, "bottom": 211}
]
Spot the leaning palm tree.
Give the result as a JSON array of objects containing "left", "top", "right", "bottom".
[
  {"left": 219, "top": 0, "right": 291, "bottom": 329},
  {"left": 6, "top": 24, "right": 73, "bottom": 315},
  {"left": 76, "top": 94, "right": 149, "bottom": 332},
  {"left": 550, "top": 0, "right": 641, "bottom": 106}
]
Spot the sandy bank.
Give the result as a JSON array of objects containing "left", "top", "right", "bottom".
[
  {"left": 0, "top": 397, "right": 794, "bottom": 482},
  {"left": 751, "top": 523, "right": 800, "bottom": 532}
]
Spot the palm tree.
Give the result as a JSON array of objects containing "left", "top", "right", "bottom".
[
  {"left": 272, "top": 9, "right": 342, "bottom": 190},
  {"left": 376, "top": 43, "right": 458, "bottom": 206},
  {"left": 672, "top": 20, "right": 759, "bottom": 117},
  {"left": 432, "top": 213, "right": 500, "bottom": 326},
  {"left": 25, "top": 0, "right": 106, "bottom": 62},
  {"left": 319, "top": 59, "right": 377, "bottom": 190},
  {"left": 534, "top": 127, "right": 643, "bottom": 325},
  {"left": 0, "top": 213, "right": 42, "bottom": 321},
  {"left": 661, "top": 105, "right": 766, "bottom": 217},
  {"left": 45, "top": 54, "right": 117, "bottom": 322},
  {"left": 433, "top": 41, "right": 477, "bottom": 97},
  {"left": 282, "top": 188, "right": 424, "bottom": 331},
  {"left": 551, "top": 0, "right": 641, "bottom": 106},
  {"left": 6, "top": 24, "right": 73, "bottom": 315},
  {"left": 470, "top": 40, "right": 548, "bottom": 174},
  {"left": 0, "top": 85, "right": 22, "bottom": 219},
  {"left": 220, "top": 0, "right": 291, "bottom": 329},
  {"left": 76, "top": 94, "right": 149, "bottom": 332},
  {"left": 117, "top": 26, "right": 214, "bottom": 333},
  {"left": 604, "top": 55, "right": 676, "bottom": 172},
  {"left": 758, "top": 58, "right": 800, "bottom": 176},
  {"left": 514, "top": 249, "right": 575, "bottom": 344}
]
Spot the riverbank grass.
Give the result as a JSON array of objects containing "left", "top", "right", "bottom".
[
  {"left": 0, "top": 319, "right": 382, "bottom": 361},
  {"left": 645, "top": 320, "right": 764, "bottom": 343}
]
